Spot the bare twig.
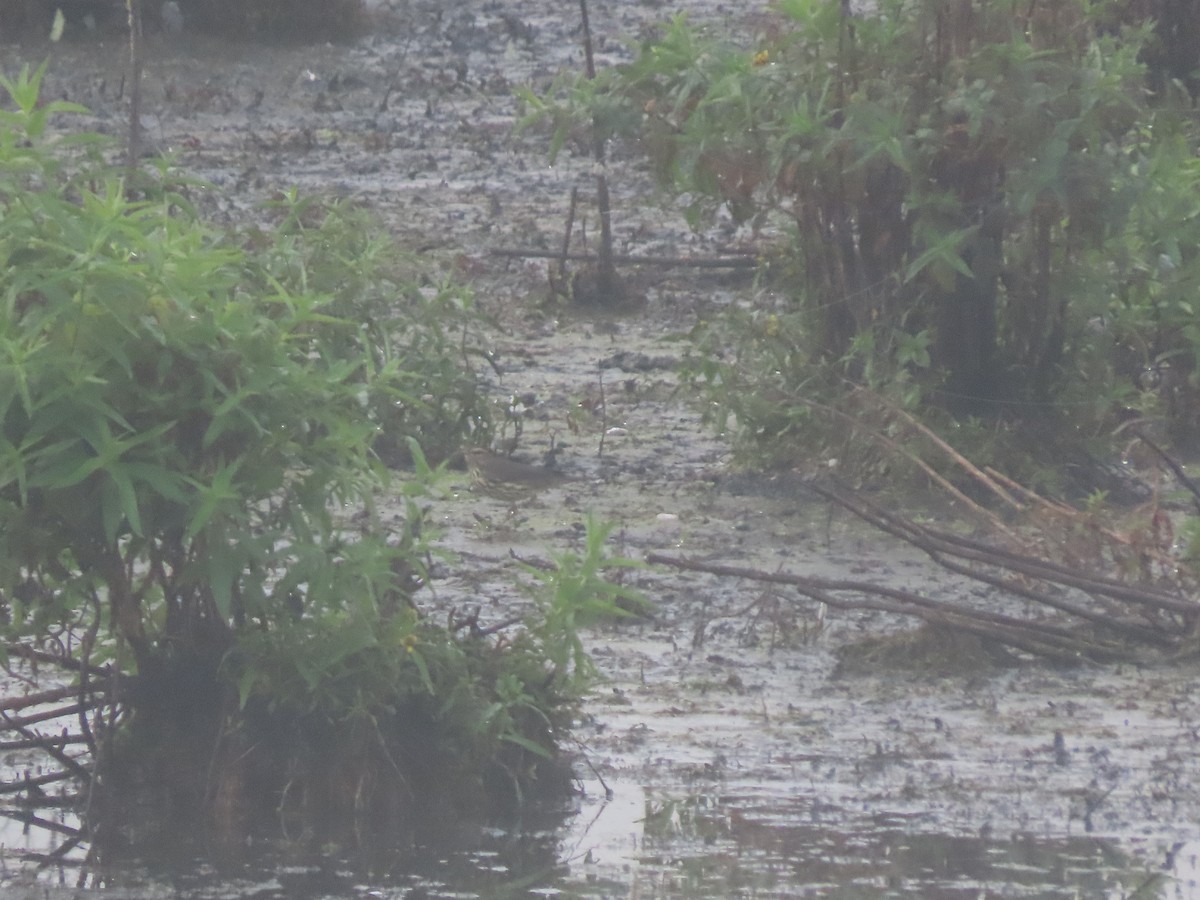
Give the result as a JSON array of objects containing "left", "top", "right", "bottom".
[
  {"left": 1, "top": 702, "right": 100, "bottom": 731},
  {"left": 798, "top": 389, "right": 1017, "bottom": 536},
  {"left": 0, "top": 734, "right": 88, "bottom": 750},
  {"left": 125, "top": 0, "right": 144, "bottom": 174},
  {"left": 596, "top": 364, "right": 608, "bottom": 458},
  {"left": 577, "top": 0, "right": 619, "bottom": 298},
  {"left": 557, "top": 187, "right": 580, "bottom": 289},
  {"left": 811, "top": 480, "right": 1195, "bottom": 618},
  {"left": 0, "top": 768, "right": 75, "bottom": 795},
  {"left": 4, "top": 643, "right": 115, "bottom": 678},
  {"left": 646, "top": 552, "right": 1140, "bottom": 663},
  {"left": 0, "top": 684, "right": 88, "bottom": 714},
  {"left": 0, "top": 808, "right": 82, "bottom": 839},
  {"left": 2, "top": 720, "right": 91, "bottom": 782}
]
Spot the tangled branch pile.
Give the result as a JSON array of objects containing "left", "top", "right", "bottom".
[{"left": 653, "top": 393, "right": 1200, "bottom": 665}]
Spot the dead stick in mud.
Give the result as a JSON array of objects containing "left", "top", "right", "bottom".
[
  {"left": 810, "top": 480, "right": 1195, "bottom": 648},
  {"left": 0, "top": 733, "right": 88, "bottom": 751},
  {"left": 808, "top": 482, "right": 1194, "bottom": 650},
  {"left": 125, "top": 0, "right": 144, "bottom": 174},
  {"left": 782, "top": 585, "right": 1095, "bottom": 663},
  {"left": 4, "top": 643, "right": 119, "bottom": 680},
  {"left": 818, "top": 388, "right": 1190, "bottom": 609},
  {"left": 0, "top": 684, "right": 89, "bottom": 714},
  {"left": 557, "top": 187, "right": 579, "bottom": 289},
  {"left": 797, "top": 392, "right": 1016, "bottom": 537},
  {"left": 3, "top": 719, "right": 91, "bottom": 782},
  {"left": 596, "top": 364, "right": 608, "bottom": 457},
  {"left": 850, "top": 385, "right": 1022, "bottom": 509},
  {"left": 0, "top": 808, "right": 82, "bottom": 839},
  {"left": 578, "top": 0, "right": 619, "bottom": 295},
  {"left": 813, "top": 480, "right": 1196, "bottom": 618},
  {"left": 646, "top": 553, "right": 1143, "bottom": 662},
  {"left": 490, "top": 248, "right": 756, "bottom": 269},
  {"left": 0, "top": 768, "right": 76, "bottom": 795},
  {"left": 644, "top": 550, "right": 1092, "bottom": 640},
  {"left": 986, "top": 465, "right": 1184, "bottom": 573},
  {"left": 1, "top": 701, "right": 99, "bottom": 731}
]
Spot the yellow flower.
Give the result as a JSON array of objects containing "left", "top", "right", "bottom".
[{"left": 752, "top": 49, "right": 770, "bottom": 67}]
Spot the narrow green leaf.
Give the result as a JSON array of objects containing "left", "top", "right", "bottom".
[{"left": 500, "top": 732, "right": 553, "bottom": 759}]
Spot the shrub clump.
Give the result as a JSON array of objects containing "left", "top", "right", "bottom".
[
  {"left": 524, "top": 0, "right": 1200, "bottom": 471},
  {"left": 0, "top": 62, "right": 573, "bottom": 848}
]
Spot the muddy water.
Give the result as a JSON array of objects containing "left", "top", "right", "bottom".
[{"left": 4, "top": 1, "right": 1200, "bottom": 896}]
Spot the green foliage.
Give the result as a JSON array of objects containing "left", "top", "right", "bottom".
[
  {"left": 526, "top": 0, "right": 1200, "bottom": 463},
  {"left": 0, "top": 63, "right": 570, "bottom": 830},
  {"left": 246, "top": 190, "right": 486, "bottom": 466},
  {"left": 0, "top": 62, "right": 421, "bottom": 669},
  {"left": 523, "top": 514, "right": 651, "bottom": 688}
]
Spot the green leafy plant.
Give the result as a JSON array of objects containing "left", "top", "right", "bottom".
[
  {"left": 524, "top": 514, "right": 652, "bottom": 688},
  {"left": 0, "top": 62, "right": 569, "bottom": 843},
  {"left": 525, "top": 0, "right": 1200, "bottom": 467}
]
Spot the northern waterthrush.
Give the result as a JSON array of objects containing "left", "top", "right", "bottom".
[{"left": 462, "top": 446, "right": 568, "bottom": 506}]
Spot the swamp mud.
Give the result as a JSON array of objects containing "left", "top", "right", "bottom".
[{"left": 2, "top": 1, "right": 1200, "bottom": 897}]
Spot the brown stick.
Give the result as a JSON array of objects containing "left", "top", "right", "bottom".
[
  {"left": 0, "top": 768, "right": 75, "bottom": 794},
  {"left": 646, "top": 552, "right": 1140, "bottom": 662},
  {"left": 0, "top": 808, "right": 82, "bottom": 838},
  {"left": 645, "top": 550, "right": 1097, "bottom": 642},
  {"left": 558, "top": 187, "right": 580, "bottom": 286},
  {"left": 817, "top": 480, "right": 1196, "bottom": 617},
  {"left": 0, "top": 734, "right": 88, "bottom": 750},
  {"left": 3, "top": 718, "right": 92, "bottom": 781},
  {"left": 858, "top": 387, "right": 1022, "bottom": 508},
  {"left": 0, "top": 684, "right": 90, "bottom": 714},
  {"left": 0, "top": 702, "right": 99, "bottom": 730},
  {"left": 4, "top": 643, "right": 115, "bottom": 677},
  {"left": 798, "top": 391, "right": 1017, "bottom": 537},
  {"left": 125, "top": 0, "right": 144, "bottom": 174}
]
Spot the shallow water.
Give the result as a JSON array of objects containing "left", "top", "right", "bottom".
[{"left": 4, "top": 1, "right": 1200, "bottom": 896}]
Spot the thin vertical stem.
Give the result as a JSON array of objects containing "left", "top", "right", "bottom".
[
  {"left": 125, "top": 0, "right": 144, "bottom": 177},
  {"left": 578, "top": 0, "right": 618, "bottom": 293}
]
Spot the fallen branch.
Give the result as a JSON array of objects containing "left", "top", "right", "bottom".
[
  {"left": 1, "top": 702, "right": 100, "bottom": 731},
  {"left": 647, "top": 458, "right": 1199, "bottom": 662},
  {"left": 0, "top": 768, "right": 76, "bottom": 795},
  {"left": 797, "top": 388, "right": 1018, "bottom": 538},
  {"left": 0, "top": 734, "right": 88, "bottom": 750},
  {"left": 0, "top": 808, "right": 82, "bottom": 839},
  {"left": 646, "top": 551, "right": 1143, "bottom": 663},
  {"left": 0, "top": 684, "right": 91, "bottom": 714},
  {"left": 812, "top": 479, "right": 1195, "bottom": 619},
  {"left": 5, "top": 643, "right": 117, "bottom": 679}
]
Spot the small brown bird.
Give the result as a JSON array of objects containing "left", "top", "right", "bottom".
[{"left": 462, "top": 446, "right": 568, "bottom": 507}]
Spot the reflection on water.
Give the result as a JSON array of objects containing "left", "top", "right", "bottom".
[
  {"left": 560, "top": 778, "right": 1176, "bottom": 899},
  {"left": 1, "top": 774, "right": 1180, "bottom": 898}
]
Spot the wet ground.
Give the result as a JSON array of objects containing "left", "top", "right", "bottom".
[{"left": 4, "top": 1, "right": 1200, "bottom": 897}]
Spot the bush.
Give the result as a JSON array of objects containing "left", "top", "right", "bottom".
[
  {"left": 0, "top": 62, "right": 573, "bottom": 844},
  {"left": 524, "top": 0, "right": 1200, "bottom": 463}
]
